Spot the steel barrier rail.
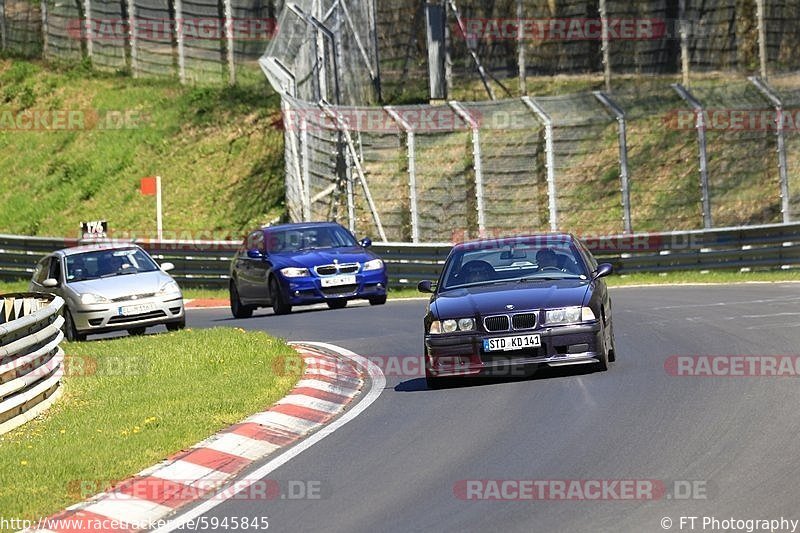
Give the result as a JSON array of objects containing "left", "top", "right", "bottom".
[
  {"left": 0, "top": 292, "right": 65, "bottom": 435},
  {"left": 2, "top": 223, "right": 800, "bottom": 290}
]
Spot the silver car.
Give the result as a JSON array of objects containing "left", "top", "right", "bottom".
[{"left": 29, "top": 243, "right": 185, "bottom": 341}]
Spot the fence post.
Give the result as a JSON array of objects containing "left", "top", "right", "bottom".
[
  {"left": 385, "top": 106, "right": 420, "bottom": 243},
  {"left": 522, "top": 96, "right": 558, "bottom": 231},
  {"left": 40, "top": 0, "right": 48, "bottom": 59},
  {"left": 223, "top": 0, "right": 235, "bottom": 85},
  {"left": 516, "top": 0, "right": 526, "bottom": 95},
  {"left": 679, "top": 0, "right": 689, "bottom": 86},
  {"left": 450, "top": 100, "right": 486, "bottom": 236},
  {"left": 672, "top": 83, "right": 712, "bottom": 228},
  {"left": 750, "top": 76, "right": 790, "bottom": 223},
  {"left": 281, "top": 98, "right": 303, "bottom": 222},
  {"left": 83, "top": 0, "right": 93, "bottom": 60},
  {"left": 300, "top": 118, "right": 312, "bottom": 222},
  {"left": 174, "top": 0, "right": 185, "bottom": 83},
  {"left": 756, "top": 0, "right": 767, "bottom": 80},
  {"left": 594, "top": 91, "right": 632, "bottom": 233},
  {"left": 127, "top": 0, "right": 138, "bottom": 77},
  {"left": 599, "top": 0, "right": 610, "bottom": 92},
  {"left": 0, "top": 0, "right": 6, "bottom": 51}
]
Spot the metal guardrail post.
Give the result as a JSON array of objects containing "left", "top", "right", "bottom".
[
  {"left": 449, "top": 101, "right": 486, "bottom": 236},
  {"left": 750, "top": 76, "right": 790, "bottom": 223},
  {"left": 594, "top": 91, "right": 632, "bottom": 233},
  {"left": 174, "top": 0, "right": 185, "bottom": 84},
  {"left": 672, "top": 83, "right": 712, "bottom": 229},
  {"left": 300, "top": 118, "right": 312, "bottom": 222},
  {"left": 385, "top": 106, "right": 420, "bottom": 243},
  {"left": 0, "top": 0, "right": 6, "bottom": 51},
  {"left": 223, "top": 0, "right": 235, "bottom": 85},
  {"left": 83, "top": 0, "right": 93, "bottom": 60},
  {"left": 522, "top": 96, "right": 558, "bottom": 231},
  {"left": 127, "top": 0, "right": 138, "bottom": 77}
]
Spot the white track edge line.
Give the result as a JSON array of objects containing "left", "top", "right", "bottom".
[{"left": 151, "top": 341, "right": 384, "bottom": 533}]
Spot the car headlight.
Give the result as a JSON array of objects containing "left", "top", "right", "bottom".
[
  {"left": 80, "top": 292, "right": 109, "bottom": 304},
  {"left": 544, "top": 306, "right": 595, "bottom": 325},
  {"left": 280, "top": 267, "right": 310, "bottom": 278},
  {"left": 428, "top": 317, "right": 475, "bottom": 334},
  {"left": 158, "top": 280, "right": 182, "bottom": 297},
  {"left": 362, "top": 258, "right": 384, "bottom": 271}
]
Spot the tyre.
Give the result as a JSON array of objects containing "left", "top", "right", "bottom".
[
  {"left": 166, "top": 317, "right": 186, "bottom": 331},
  {"left": 63, "top": 308, "right": 86, "bottom": 342},
  {"left": 368, "top": 294, "right": 387, "bottom": 306},
  {"left": 128, "top": 327, "right": 147, "bottom": 336},
  {"left": 270, "top": 277, "right": 292, "bottom": 315},
  {"left": 607, "top": 321, "right": 616, "bottom": 363},
  {"left": 326, "top": 298, "right": 347, "bottom": 309},
  {"left": 230, "top": 280, "right": 254, "bottom": 319},
  {"left": 594, "top": 325, "right": 610, "bottom": 372}
]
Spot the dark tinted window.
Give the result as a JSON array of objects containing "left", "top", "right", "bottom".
[
  {"left": 266, "top": 226, "right": 358, "bottom": 252},
  {"left": 48, "top": 257, "right": 62, "bottom": 282},
  {"left": 33, "top": 257, "right": 51, "bottom": 284}
]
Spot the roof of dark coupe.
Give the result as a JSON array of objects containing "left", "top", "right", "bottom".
[{"left": 452, "top": 232, "right": 576, "bottom": 251}]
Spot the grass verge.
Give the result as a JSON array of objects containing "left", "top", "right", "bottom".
[{"left": 0, "top": 327, "right": 301, "bottom": 525}]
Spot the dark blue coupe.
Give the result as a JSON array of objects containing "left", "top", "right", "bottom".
[
  {"left": 229, "top": 222, "right": 387, "bottom": 317},
  {"left": 418, "top": 233, "right": 616, "bottom": 388}
]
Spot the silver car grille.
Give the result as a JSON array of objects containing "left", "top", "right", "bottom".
[
  {"left": 112, "top": 293, "right": 156, "bottom": 302},
  {"left": 314, "top": 263, "right": 359, "bottom": 276}
]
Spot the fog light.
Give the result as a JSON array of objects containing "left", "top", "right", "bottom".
[{"left": 567, "top": 343, "right": 589, "bottom": 354}]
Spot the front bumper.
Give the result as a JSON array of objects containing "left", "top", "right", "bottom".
[
  {"left": 280, "top": 270, "right": 388, "bottom": 305},
  {"left": 71, "top": 295, "right": 185, "bottom": 334},
  {"left": 425, "top": 322, "right": 603, "bottom": 378}
]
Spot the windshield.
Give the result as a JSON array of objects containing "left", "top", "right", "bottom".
[
  {"left": 266, "top": 226, "right": 359, "bottom": 252},
  {"left": 65, "top": 248, "right": 159, "bottom": 282},
  {"left": 440, "top": 240, "right": 589, "bottom": 290}
]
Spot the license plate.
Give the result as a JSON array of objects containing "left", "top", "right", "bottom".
[
  {"left": 483, "top": 334, "right": 541, "bottom": 352},
  {"left": 320, "top": 275, "right": 356, "bottom": 287},
  {"left": 118, "top": 303, "right": 157, "bottom": 316}
]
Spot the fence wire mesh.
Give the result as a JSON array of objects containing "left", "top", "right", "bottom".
[
  {"left": 1, "top": 0, "right": 43, "bottom": 57},
  {"left": 42, "top": 0, "right": 83, "bottom": 62},
  {"left": 90, "top": 0, "right": 127, "bottom": 71}
]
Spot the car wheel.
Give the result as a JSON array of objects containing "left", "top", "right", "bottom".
[
  {"left": 166, "top": 317, "right": 185, "bottom": 331},
  {"left": 270, "top": 277, "right": 292, "bottom": 315},
  {"left": 128, "top": 327, "right": 147, "bottom": 336},
  {"left": 594, "top": 325, "right": 610, "bottom": 372},
  {"left": 230, "top": 281, "right": 253, "bottom": 319},
  {"left": 326, "top": 298, "right": 347, "bottom": 309},
  {"left": 369, "top": 295, "right": 387, "bottom": 306},
  {"left": 63, "top": 308, "right": 86, "bottom": 342},
  {"left": 607, "top": 320, "right": 616, "bottom": 363}
]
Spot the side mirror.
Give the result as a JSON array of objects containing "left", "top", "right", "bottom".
[
  {"left": 42, "top": 278, "right": 59, "bottom": 288},
  {"left": 246, "top": 249, "right": 264, "bottom": 260},
  {"left": 417, "top": 280, "right": 436, "bottom": 293},
  {"left": 160, "top": 262, "right": 175, "bottom": 272},
  {"left": 359, "top": 237, "right": 372, "bottom": 248},
  {"left": 593, "top": 263, "right": 613, "bottom": 280}
]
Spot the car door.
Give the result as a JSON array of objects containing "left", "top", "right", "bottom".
[
  {"left": 248, "top": 230, "right": 272, "bottom": 304},
  {"left": 237, "top": 230, "right": 269, "bottom": 303}
]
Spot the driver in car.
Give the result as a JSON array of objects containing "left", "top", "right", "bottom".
[{"left": 536, "top": 248, "right": 561, "bottom": 271}]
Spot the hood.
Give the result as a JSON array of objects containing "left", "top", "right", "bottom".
[
  {"left": 432, "top": 279, "right": 591, "bottom": 318},
  {"left": 67, "top": 270, "right": 173, "bottom": 300},
  {"left": 273, "top": 247, "right": 376, "bottom": 269}
]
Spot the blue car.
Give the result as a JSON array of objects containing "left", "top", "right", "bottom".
[{"left": 229, "top": 222, "right": 388, "bottom": 317}]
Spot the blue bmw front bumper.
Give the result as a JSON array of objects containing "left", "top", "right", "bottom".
[{"left": 279, "top": 269, "right": 387, "bottom": 305}]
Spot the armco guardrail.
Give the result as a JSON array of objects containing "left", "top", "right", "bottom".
[
  {"left": 0, "top": 292, "right": 65, "bottom": 435},
  {"left": 1, "top": 222, "right": 800, "bottom": 290}
]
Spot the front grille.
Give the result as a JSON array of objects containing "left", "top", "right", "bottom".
[
  {"left": 315, "top": 263, "right": 360, "bottom": 276},
  {"left": 512, "top": 313, "right": 537, "bottom": 330},
  {"left": 112, "top": 293, "right": 155, "bottom": 302},
  {"left": 484, "top": 315, "right": 510, "bottom": 332},
  {"left": 107, "top": 310, "right": 167, "bottom": 324},
  {"left": 321, "top": 284, "right": 358, "bottom": 296}
]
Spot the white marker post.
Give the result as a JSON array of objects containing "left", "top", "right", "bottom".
[{"left": 156, "top": 175, "right": 163, "bottom": 241}]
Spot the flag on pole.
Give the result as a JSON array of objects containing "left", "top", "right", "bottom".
[{"left": 140, "top": 177, "right": 157, "bottom": 196}]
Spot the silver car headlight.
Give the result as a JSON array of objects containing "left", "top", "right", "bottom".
[
  {"left": 544, "top": 306, "right": 595, "bottom": 325},
  {"left": 80, "top": 292, "right": 110, "bottom": 304},
  {"left": 362, "top": 259, "right": 384, "bottom": 271},
  {"left": 281, "top": 267, "right": 310, "bottom": 278},
  {"left": 158, "top": 280, "right": 182, "bottom": 297},
  {"left": 429, "top": 317, "right": 475, "bottom": 334}
]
